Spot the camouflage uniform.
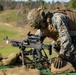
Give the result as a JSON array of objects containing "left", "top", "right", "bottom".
[
  {"left": 51, "top": 13, "right": 76, "bottom": 68},
  {"left": 52, "top": 13, "right": 74, "bottom": 58},
  {"left": 35, "top": 12, "right": 75, "bottom": 58},
  {"left": 27, "top": 8, "right": 76, "bottom": 67}
]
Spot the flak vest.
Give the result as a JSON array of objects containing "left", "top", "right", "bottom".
[
  {"left": 41, "top": 9, "right": 76, "bottom": 41},
  {"left": 54, "top": 9, "right": 76, "bottom": 36}
]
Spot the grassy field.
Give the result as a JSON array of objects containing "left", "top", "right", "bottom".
[
  {"left": 0, "top": 10, "right": 27, "bottom": 22},
  {"left": 0, "top": 9, "right": 58, "bottom": 58},
  {"left": 0, "top": 23, "right": 57, "bottom": 57},
  {"left": 0, "top": 23, "right": 19, "bottom": 56}
]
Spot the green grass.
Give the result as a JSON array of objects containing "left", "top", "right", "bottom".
[
  {"left": 0, "top": 23, "right": 58, "bottom": 58},
  {"left": 0, "top": 47, "right": 19, "bottom": 57},
  {"left": 0, "top": 28, "right": 18, "bottom": 41},
  {"left": 0, "top": 23, "right": 20, "bottom": 56},
  {"left": 0, "top": 23, "right": 58, "bottom": 57},
  {"left": 0, "top": 9, "right": 58, "bottom": 58},
  {"left": 0, "top": 23, "right": 19, "bottom": 44},
  {"left": 0, "top": 10, "right": 27, "bottom": 22}
]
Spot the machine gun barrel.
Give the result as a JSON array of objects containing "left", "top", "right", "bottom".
[
  {"left": 9, "top": 39, "right": 52, "bottom": 53},
  {"left": 10, "top": 40, "right": 22, "bottom": 47}
]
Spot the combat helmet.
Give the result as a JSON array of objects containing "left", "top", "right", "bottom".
[{"left": 27, "top": 7, "right": 45, "bottom": 29}]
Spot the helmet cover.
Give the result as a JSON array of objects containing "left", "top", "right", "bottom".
[{"left": 27, "top": 8, "right": 42, "bottom": 29}]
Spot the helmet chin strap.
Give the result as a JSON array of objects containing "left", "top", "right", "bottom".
[
  {"left": 41, "top": 22, "right": 48, "bottom": 28},
  {"left": 35, "top": 25, "right": 42, "bottom": 29}
]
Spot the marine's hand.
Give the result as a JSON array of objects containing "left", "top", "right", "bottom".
[
  {"left": 52, "top": 57, "right": 67, "bottom": 69},
  {"left": 59, "top": 54, "right": 65, "bottom": 59}
]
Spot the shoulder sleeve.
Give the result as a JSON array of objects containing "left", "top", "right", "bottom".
[
  {"left": 35, "top": 29, "right": 46, "bottom": 43},
  {"left": 35, "top": 29, "right": 41, "bottom": 36},
  {"left": 52, "top": 13, "right": 74, "bottom": 57}
]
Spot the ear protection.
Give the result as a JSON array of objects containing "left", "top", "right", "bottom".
[
  {"left": 41, "top": 11, "right": 53, "bottom": 23},
  {"left": 45, "top": 11, "right": 53, "bottom": 24},
  {"left": 41, "top": 11, "right": 46, "bottom": 22}
]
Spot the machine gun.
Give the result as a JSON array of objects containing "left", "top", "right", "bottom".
[{"left": 5, "top": 32, "right": 52, "bottom": 66}]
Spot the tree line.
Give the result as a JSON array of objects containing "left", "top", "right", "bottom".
[{"left": 0, "top": 0, "right": 75, "bottom": 11}]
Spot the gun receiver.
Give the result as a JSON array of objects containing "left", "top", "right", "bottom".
[{"left": 22, "top": 40, "right": 51, "bottom": 51}]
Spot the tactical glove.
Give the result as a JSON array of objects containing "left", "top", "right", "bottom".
[
  {"left": 59, "top": 54, "right": 65, "bottom": 59},
  {"left": 52, "top": 57, "right": 67, "bottom": 69}
]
